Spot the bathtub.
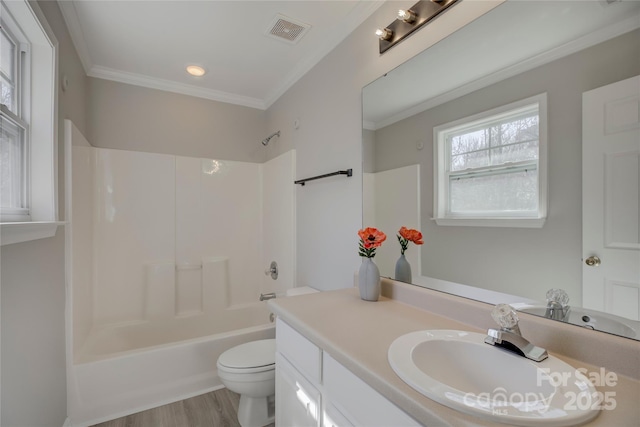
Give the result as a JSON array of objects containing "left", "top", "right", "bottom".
[{"left": 68, "top": 313, "right": 274, "bottom": 426}]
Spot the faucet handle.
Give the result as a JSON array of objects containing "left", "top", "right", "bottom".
[
  {"left": 491, "top": 303, "right": 519, "bottom": 330},
  {"left": 546, "top": 288, "right": 570, "bottom": 307}
]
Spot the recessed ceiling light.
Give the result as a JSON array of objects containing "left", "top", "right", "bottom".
[{"left": 186, "top": 65, "right": 206, "bottom": 77}]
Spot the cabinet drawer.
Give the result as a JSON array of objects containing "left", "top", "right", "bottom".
[
  {"left": 276, "top": 318, "right": 322, "bottom": 384},
  {"left": 323, "top": 353, "right": 420, "bottom": 427}
]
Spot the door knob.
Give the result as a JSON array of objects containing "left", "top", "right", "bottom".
[{"left": 585, "top": 256, "right": 601, "bottom": 267}]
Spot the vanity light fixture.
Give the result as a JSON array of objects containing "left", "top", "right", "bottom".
[
  {"left": 186, "top": 65, "right": 206, "bottom": 77},
  {"left": 378, "top": 0, "right": 459, "bottom": 54}
]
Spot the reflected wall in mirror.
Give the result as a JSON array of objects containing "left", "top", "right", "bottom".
[{"left": 362, "top": 0, "right": 640, "bottom": 340}]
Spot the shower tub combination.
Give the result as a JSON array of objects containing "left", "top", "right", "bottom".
[
  {"left": 68, "top": 315, "right": 275, "bottom": 426},
  {"left": 65, "top": 121, "right": 295, "bottom": 426}
]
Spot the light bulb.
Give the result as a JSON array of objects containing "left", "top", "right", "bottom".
[
  {"left": 186, "top": 65, "right": 206, "bottom": 77},
  {"left": 375, "top": 27, "right": 393, "bottom": 41},
  {"left": 398, "top": 9, "right": 416, "bottom": 23}
]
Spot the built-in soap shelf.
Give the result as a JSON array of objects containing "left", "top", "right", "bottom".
[{"left": 145, "top": 257, "right": 230, "bottom": 319}]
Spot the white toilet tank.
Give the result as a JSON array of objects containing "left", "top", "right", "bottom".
[{"left": 284, "top": 286, "right": 318, "bottom": 297}]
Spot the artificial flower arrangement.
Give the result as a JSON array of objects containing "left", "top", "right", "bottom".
[
  {"left": 397, "top": 226, "right": 423, "bottom": 254},
  {"left": 358, "top": 227, "right": 387, "bottom": 258}
]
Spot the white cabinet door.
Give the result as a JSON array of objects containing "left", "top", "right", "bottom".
[
  {"left": 275, "top": 352, "right": 321, "bottom": 427},
  {"left": 323, "top": 353, "right": 420, "bottom": 427},
  {"left": 583, "top": 75, "right": 640, "bottom": 320}
]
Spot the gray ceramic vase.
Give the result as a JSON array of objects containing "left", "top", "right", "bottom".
[
  {"left": 395, "top": 254, "right": 412, "bottom": 283},
  {"left": 358, "top": 257, "right": 380, "bottom": 301}
]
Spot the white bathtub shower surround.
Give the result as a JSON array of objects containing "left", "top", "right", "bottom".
[
  {"left": 94, "top": 148, "right": 177, "bottom": 325},
  {"left": 66, "top": 122, "right": 296, "bottom": 425},
  {"left": 78, "top": 294, "right": 272, "bottom": 363},
  {"left": 175, "top": 156, "right": 264, "bottom": 311},
  {"left": 69, "top": 324, "right": 275, "bottom": 427},
  {"left": 71, "top": 145, "right": 296, "bottom": 352},
  {"left": 261, "top": 150, "right": 297, "bottom": 297}
]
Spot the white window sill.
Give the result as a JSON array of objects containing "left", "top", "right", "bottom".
[
  {"left": 434, "top": 217, "right": 546, "bottom": 228},
  {"left": 1, "top": 221, "right": 65, "bottom": 246}
]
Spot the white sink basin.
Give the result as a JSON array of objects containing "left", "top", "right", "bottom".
[
  {"left": 513, "top": 304, "right": 638, "bottom": 339},
  {"left": 388, "top": 330, "right": 600, "bottom": 426}
]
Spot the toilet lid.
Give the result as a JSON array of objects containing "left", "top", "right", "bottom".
[{"left": 218, "top": 339, "right": 275, "bottom": 370}]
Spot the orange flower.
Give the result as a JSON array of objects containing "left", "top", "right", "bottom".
[
  {"left": 397, "top": 227, "right": 423, "bottom": 255},
  {"left": 399, "top": 226, "right": 423, "bottom": 245},
  {"left": 358, "top": 227, "right": 386, "bottom": 258}
]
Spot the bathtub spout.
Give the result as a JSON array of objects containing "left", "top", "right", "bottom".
[{"left": 260, "top": 292, "right": 277, "bottom": 301}]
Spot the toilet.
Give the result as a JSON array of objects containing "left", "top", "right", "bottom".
[
  {"left": 217, "top": 286, "right": 318, "bottom": 427},
  {"left": 217, "top": 339, "right": 276, "bottom": 427}
]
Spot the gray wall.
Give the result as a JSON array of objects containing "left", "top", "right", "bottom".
[
  {"left": 372, "top": 29, "right": 640, "bottom": 303},
  {"left": 362, "top": 128, "right": 376, "bottom": 173},
  {"left": 87, "top": 78, "right": 268, "bottom": 162},
  {"left": 1, "top": 1, "right": 88, "bottom": 425},
  {"left": 1, "top": 235, "right": 67, "bottom": 427}
]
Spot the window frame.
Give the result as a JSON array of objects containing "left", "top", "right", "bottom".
[
  {"left": 1, "top": 4, "right": 31, "bottom": 222},
  {"left": 0, "top": 0, "right": 61, "bottom": 245},
  {"left": 433, "top": 93, "right": 548, "bottom": 228}
]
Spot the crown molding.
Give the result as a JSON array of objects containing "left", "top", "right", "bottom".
[
  {"left": 88, "top": 66, "right": 266, "bottom": 109},
  {"left": 58, "top": 0, "right": 93, "bottom": 74},
  {"left": 373, "top": 15, "right": 640, "bottom": 130},
  {"left": 362, "top": 120, "right": 376, "bottom": 131}
]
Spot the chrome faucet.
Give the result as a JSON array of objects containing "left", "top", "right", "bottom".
[
  {"left": 260, "top": 292, "right": 277, "bottom": 301},
  {"left": 484, "top": 304, "right": 548, "bottom": 362},
  {"left": 544, "top": 288, "right": 570, "bottom": 322}
]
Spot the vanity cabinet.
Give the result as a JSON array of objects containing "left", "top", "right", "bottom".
[{"left": 275, "top": 318, "right": 419, "bottom": 427}]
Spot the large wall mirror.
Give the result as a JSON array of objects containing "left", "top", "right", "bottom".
[{"left": 362, "top": 0, "right": 640, "bottom": 340}]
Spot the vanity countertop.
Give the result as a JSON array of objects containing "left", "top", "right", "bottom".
[{"left": 268, "top": 286, "right": 640, "bottom": 427}]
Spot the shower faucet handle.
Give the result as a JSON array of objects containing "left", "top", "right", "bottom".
[{"left": 264, "top": 261, "right": 278, "bottom": 280}]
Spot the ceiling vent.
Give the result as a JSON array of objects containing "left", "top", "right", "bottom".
[{"left": 265, "top": 14, "right": 311, "bottom": 44}]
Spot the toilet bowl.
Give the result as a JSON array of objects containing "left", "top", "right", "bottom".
[
  {"left": 217, "top": 339, "right": 276, "bottom": 427},
  {"left": 217, "top": 286, "right": 318, "bottom": 427}
]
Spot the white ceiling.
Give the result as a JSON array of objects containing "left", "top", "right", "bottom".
[
  {"left": 363, "top": 0, "right": 640, "bottom": 130},
  {"left": 59, "top": 0, "right": 383, "bottom": 110}
]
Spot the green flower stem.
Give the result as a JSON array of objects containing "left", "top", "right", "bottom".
[
  {"left": 359, "top": 240, "right": 377, "bottom": 258},
  {"left": 397, "top": 235, "right": 409, "bottom": 255}
]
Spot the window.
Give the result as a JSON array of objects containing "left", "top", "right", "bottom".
[
  {"left": 1, "top": 14, "right": 29, "bottom": 222},
  {"left": 434, "top": 94, "right": 547, "bottom": 227},
  {"left": 0, "top": 0, "right": 59, "bottom": 245}
]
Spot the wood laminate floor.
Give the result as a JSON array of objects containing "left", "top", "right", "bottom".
[{"left": 91, "top": 388, "right": 275, "bottom": 427}]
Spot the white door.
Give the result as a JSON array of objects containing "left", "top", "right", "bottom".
[{"left": 582, "top": 75, "right": 640, "bottom": 321}]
